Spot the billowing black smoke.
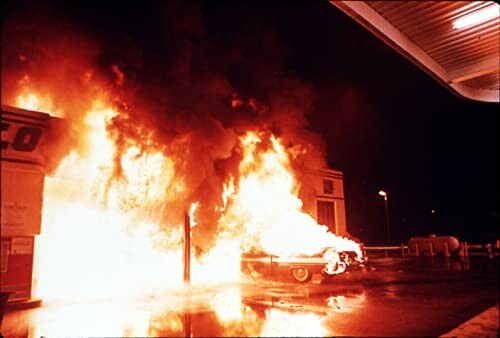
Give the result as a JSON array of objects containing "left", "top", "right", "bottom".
[{"left": 1, "top": 1, "right": 327, "bottom": 254}]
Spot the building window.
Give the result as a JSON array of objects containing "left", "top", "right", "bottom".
[{"left": 323, "top": 179, "right": 334, "bottom": 195}]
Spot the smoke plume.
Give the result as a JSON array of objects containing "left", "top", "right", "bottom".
[{"left": 1, "top": 1, "right": 327, "bottom": 253}]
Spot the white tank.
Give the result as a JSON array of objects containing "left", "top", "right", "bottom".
[{"left": 408, "top": 235, "right": 460, "bottom": 253}]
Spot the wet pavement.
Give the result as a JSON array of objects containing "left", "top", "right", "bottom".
[{"left": 1, "top": 256, "right": 498, "bottom": 337}]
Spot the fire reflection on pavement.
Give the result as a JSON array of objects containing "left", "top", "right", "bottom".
[{"left": 4, "top": 283, "right": 369, "bottom": 337}]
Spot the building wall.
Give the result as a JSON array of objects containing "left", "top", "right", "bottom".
[
  {"left": 299, "top": 168, "right": 347, "bottom": 236},
  {"left": 1, "top": 105, "right": 52, "bottom": 302}
]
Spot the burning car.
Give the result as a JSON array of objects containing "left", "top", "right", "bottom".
[{"left": 241, "top": 246, "right": 365, "bottom": 283}]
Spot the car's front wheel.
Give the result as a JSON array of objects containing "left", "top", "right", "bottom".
[{"left": 290, "top": 266, "right": 312, "bottom": 283}]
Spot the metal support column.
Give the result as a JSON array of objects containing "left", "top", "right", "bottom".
[{"left": 183, "top": 211, "right": 191, "bottom": 284}]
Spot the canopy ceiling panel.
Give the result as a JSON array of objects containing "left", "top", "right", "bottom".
[{"left": 330, "top": 1, "right": 499, "bottom": 103}]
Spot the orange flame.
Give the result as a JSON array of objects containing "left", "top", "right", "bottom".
[
  {"left": 260, "top": 309, "right": 327, "bottom": 337},
  {"left": 12, "top": 86, "right": 361, "bottom": 305},
  {"left": 34, "top": 100, "right": 185, "bottom": 302},
  {"left": 219, "top": 131, "right": 362, "bottom": 259},
  {"left": 189, "top": 202, "right": 200, "bottom": 228},
  {"left": 16, "top": 91, "right": 63, "bottom": 117}
]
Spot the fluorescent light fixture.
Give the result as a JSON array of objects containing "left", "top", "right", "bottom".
[{"left": 453, "top": 3, "right": 500, "bottom": 29}]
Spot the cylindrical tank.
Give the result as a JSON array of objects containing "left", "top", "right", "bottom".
[{"left": 408, "top": 235, "right": 460, "bottom": 254}]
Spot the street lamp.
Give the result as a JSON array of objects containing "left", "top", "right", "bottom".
[{"left": 378, "top": 190, "right": 391, "bottom": 244}]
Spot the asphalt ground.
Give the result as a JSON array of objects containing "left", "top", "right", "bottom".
[{"left": 1, "top": 255, "right": 498, "bottom": 337}]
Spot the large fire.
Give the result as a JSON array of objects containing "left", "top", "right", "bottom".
[
  {"left": 220, "top": 132, "right": 362, "bottom": 259},
  {"left": 2, "top": 5, "right": 366, "bottom": 336},
  {"left": 12, "top": 89, "right": 363, "bottom": 301},
  {"left": 10, "top": 88, "right": 362, "bottom": 338}
]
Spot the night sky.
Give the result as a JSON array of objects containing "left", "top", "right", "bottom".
[{"left": 2, "top": 0, "right": 498, "bottom": 244}]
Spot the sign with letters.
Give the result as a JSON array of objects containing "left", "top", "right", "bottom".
[
  {"left": 1, "top": 105, "right": 49, "bottom": 167},
  {"left": 1, "top": 105, "right": 50, "bottom": 236}
]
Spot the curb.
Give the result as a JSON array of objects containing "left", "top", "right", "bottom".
[{"left": 440, "top": 304, "right": 499, "bottom": 337}]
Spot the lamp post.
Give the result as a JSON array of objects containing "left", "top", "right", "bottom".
[{"left": 378, "top": 190, "right": 391, "bottom": 244}]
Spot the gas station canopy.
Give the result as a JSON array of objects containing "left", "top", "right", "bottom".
[{"left": 330, "top": 1, "right": 500, "bottom": 103}]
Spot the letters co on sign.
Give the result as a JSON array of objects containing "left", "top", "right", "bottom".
[
  {"left": 1, "top": 106, "right": 49, "bottom": 165},
  {"left": 1, "top": 123, "right": 42, "bottom": 152}
]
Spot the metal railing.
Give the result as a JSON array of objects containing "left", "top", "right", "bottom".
[
  {"left": 459, "top": 241, "right": 499, "bottom": 261},
  {"left": 363, "top": 240, "right": 500, "bottom": 260},
  {"left": 362, "top": 244, "right": 409, "bottom": 258}
]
